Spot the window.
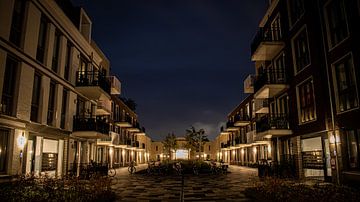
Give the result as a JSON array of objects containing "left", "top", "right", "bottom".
[
  {"left": 271, "top": 15, "right": 282, "bottom": 40},
  {"left": 10, "top": 0, "right": 26, "bottom": 46},
  {"left": 332, "top": 54, "right": 358, "bottom": 112},
  {"left": 292, "top": 27, "right": 310, "bottom": 73},
  {"left": 60, "top": 89, "right": 68, "bottom": 129},
  {"left": 0, "top": 129, "right": 10, "bottom": 173},
  {"left": 278, "top": 95, "right": 289, "bottom": 115},
  {"left": 52, "top": 29, "right": 61, "bottom": 73},
  {"left": 273, "top": 53, "right": 286, "bottom": 83},
  {"left": 47, "top": 81, "right": 56, "bottom": 125},
  {"left": 325, "top": 0, "right": 349, "bottom": 48},
  {"left": 36, "top": 16, "right": 48, "bottom": 63},
  {"left": 30, "top": 72, "right": 41, "bottom": 122},
  {"left": 297, "top": 78, "right": 316, "bottom": 123},
  {"left": 288, "top": 0, "right": 304, "bottom": 26},
  {"left": 64, "top": 42, "right": 72, "bottom": 81},
  {"left": 1, "top": 56, "right": 18, "bottom": 116},
  {"left": 156, "top": 146, "right": 158, "bottom": 151},
  {"left": 345, "top": 130, "right": 360, "bottom": 170}
]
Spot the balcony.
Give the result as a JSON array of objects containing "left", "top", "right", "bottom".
[
  {"left": 75, "top": 70, "right": 111, "bottom": 100},
  {"left": 127, "top": 122, "right": 141, "bottom": 133},
  {"left": 226, "top": 121, "right": 239, "bottom": 132},
  {"left": 254, "top": 69, "right": 288, "bottom": 99},
  {"left": 72, "top": 116, "right": 110, "bottom": 139},
  {"left": 97, "top": 131, "right": 119, "bottom": 146},
  {"left": 244, "top": 74, "right": 255, "bottom": 94},
  {"left": 256, "top": 113, "right": 292, "bottom": 139},
  {"left": 251, "top": 27, "right": 284, "bottom": 61},
  {"left": 255, "top": 99, "right": 269, "bottom": 114},
  {"left": 96, "top": 100, "right": 111, "bottom": 115},
  {"left": 108, "top": 76, "right": 121, "bottom": 95},
  {"left": 135, "top": 127, "right": 146, "bottom": 136},
  {"left": 234, "top": 114, "right": 251, "bottom": 127},
  {"left": 220, "top": 126, "right": 230, "bottom": 135},
  {"left": 115, "top": 115, "right": 133, "bottom": 127}
]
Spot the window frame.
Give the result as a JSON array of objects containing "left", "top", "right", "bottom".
[
  {"left": 1, "top": 55, "right": 19, "bottom": 116},
  {"left": 9, "top": 0, "right": 26, "bottom": 47},
  {"left": 296, "top": 77, "right": 317, "bottom": 125},
  {"left": 331, "top": 53, "right": 359, "bottom": 114},
  {"left": 287, "top": 0, "right": 305, "bottom": 29},
  {"left": 36, "top": 15, "right": 49, "bottom": 63},
  {"left": 291, "top": 25, "right": 311, "bottom": 75},
  {"left": 30, "top": 72, "right": 42, "bottom": 122},
  {"left": 323, "top": 0, "right": 350, "bottom": 50}
]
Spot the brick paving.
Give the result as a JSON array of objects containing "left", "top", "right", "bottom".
[{"left": 112, "top": 165, "right": 258, "bottom": 201}]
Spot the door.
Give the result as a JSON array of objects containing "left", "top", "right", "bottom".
[{"left": 25, "top": 139, "right": 35, "bottom": 174}]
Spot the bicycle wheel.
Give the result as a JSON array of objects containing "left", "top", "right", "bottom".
[
  {"left": 128, "top": 166, "right": 136, "bottom": 174},
  {"left": 108, "top": 168, "right": 116, "bottom": 177}
]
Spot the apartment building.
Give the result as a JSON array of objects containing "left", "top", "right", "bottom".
[
  {"left": 0, "top": 0, "right": 151, "bottom": 178},
  {"left": 213, "top": 0, "right": 360, "bottom": 184}
]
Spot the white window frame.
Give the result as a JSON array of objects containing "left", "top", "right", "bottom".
[
  {"left": 296, "top": 77, "right": 317, "bottom": 125},
  {"left": 331, "top": 52, "right": 359, "bottom": 114},
  {"left": 291, "top": 25, "right": 311, "bottom": 75},
  {"left": 323, "top": 0, "right": 350, "bottom": 50}
]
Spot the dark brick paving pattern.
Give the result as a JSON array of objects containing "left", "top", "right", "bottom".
[{"left": 112, "top": 165, "right": 258, "bottom": 201}]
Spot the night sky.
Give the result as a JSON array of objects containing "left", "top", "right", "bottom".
[{"left": 72, "top": 0, "right": 267, "bottom": 141}]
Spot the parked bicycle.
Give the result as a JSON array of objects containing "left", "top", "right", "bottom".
[{"left": 128, "top": 161, "right": 136, "bottom": 174}]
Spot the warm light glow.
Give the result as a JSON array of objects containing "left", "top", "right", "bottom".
[
  {"left": 122, "top": 150, "right": 125, "bottom": 155},
  {"left": 268, "top": 145, "right": 271, "bottom": 153},
  {"left": 131, "top": 151, "right": 134, "bottom": 156},
  {"left": 17, "top": 133, "right": 26, "bottom": 149},
  {"left": 329, "top": 135, "right": 335, "bottom": 144},
  {"left": 160, "top": 154, "right": 163, "bottom": 158},
  {"left": 109, "top": 148, "right": 113, "bottom": 155},
  {"left": 196, "top": 155, "right": 199, "bottom": 158},
  {"left": 253, "top": 147, "right": 257, "bottom": 153},
  {"left": 232, "top": 150, "right": 235, "bottom": 155},
  {"left": 241, "top": 149, "right": 244, "bottom": 155}
]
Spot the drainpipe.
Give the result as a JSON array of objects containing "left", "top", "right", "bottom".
[{"left": 316, "top": 0, "right": 340, "bottom": 184}]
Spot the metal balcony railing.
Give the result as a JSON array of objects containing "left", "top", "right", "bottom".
[
  {"left": 73, "top": 116, "right": 110, "bottom": 134},
  {"left": 254, "top": 68, "right": 287, "bottom": 92},
  {"left": 251, "top": 26, "right": 282, "bottom": 56},
  {"left": 234, "top": 114, "right": 251, "bottom": 122},
  {"left": 256, "top": 113, "right": 289, "bottom": 132},
  {"left": 226, "top": 121, "right": 235, "bottom": 128},
  {"left": 75, "top": 70, "right": 111, "bottom": 94}
]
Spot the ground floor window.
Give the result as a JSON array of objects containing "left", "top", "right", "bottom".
[
  {"left": 0, "top": 129, "right": 10, "bottom": 173},
  {"left": 345, "top": 129, "right": 360, "bottom": 170},
  {"left": 42, "top": 139, "right": 58, "bottom": 171},
  {"left": 301, "top": 137, "right": 324, "bottom": 178}
]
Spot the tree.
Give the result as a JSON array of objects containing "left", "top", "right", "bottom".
[
  {"left": 162, "top": 133, "right": 177, "bottom": 160},
  {"left": 185, "top": 126, "right": 209, "bottom": 160}
]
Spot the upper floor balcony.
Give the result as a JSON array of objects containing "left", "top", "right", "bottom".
[
  {"left": 256, "top": 113, "right": 292, "bottom": 139},
  {"left": 96, "top": 100, "right": 111, "bottom": 115},
  {"left": 255, "top": 99, "right": 269, "bottom": 114},
  {"left": 220, "top": 126, "right": 230, "bottom": 135},
  {"left": 226, "top": 121, "right": 239, "bottom": 132},
  {"left": 72, "top": 116, "right": 110, "bottom": 139},
  {"left": 135, "top": 127, "right": 146, "bottom": 136},
  {"left": 127, "top": 121, "right": 141, "bottom": 133},
  {"left": 108, "top": 76, "right": 121, "bottom": 95},
  {"left": 251, "top": 27, "right": 284, "bottom": 61},
  {"left": 244, "top": 74, "right": 255, "bottom": 94},
  {"left": 75, "top": 70, "right": 111, "bottom": 100},
  {"left": 97, "top": 131, "right": 119, "bottom": 146},
  {"left": 254, "top": 68, "right": 288, "bottom": 99},
  {"left": 234, "top": 114, "right": 251, "bottom": 127},
  {"left": 115, "top": 115, "right": 133, "bottom": 127}
]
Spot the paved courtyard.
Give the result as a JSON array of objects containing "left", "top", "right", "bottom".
[{"left": 112, "top": 165, "right": 258, "bottom": 201}]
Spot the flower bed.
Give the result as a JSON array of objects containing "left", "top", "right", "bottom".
[
  {"left": 0, "top": 175, "right": 116, "bottom": 202},
  {"left": 244, "top": 178, "right": 360, "bottom": 202}
]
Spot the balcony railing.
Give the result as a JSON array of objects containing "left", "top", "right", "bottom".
[
  {"left": 108, "top": 76, "right": 121, "bottom": 95},
  {"left": 251, "top": 26, "right": 282, "bottom": 56},
  {"left": 226, "top": 121, "right": 235, "bottom": 128},
  {"left": 244, "top": 74, "right": 255, "bottom": 94},
  {"left": 73, "top": 116, "right": 110, "bottom": 134},
  {"left": 254, "top": 68, "right": 287, "bottom": 93},
  {"left": 75, "top": 70, "right": 111, "bottom": 94},
  {"left": 256, "top": 114, "right": 289, "bottom": 133},
  {"left": 234, "top": 114, "right": 250, "bottom": 122}
]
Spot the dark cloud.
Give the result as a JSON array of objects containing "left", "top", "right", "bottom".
[{"left": 73, "top": 0, "right": 266, "bottom": 140}]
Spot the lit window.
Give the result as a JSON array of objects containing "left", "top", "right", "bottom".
[{"left": 297, "top": 78, "right": 316, "bottom": 123}]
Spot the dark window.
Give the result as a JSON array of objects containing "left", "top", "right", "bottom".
[
  {"left": 10, "top": 0, "right": 26, "bottom": 46},
  {"left": 36, "top": 16, "right": 48, "bottom": 63},
  {"left": 30, "top": 72, "right": 41, "bottom": 122},
  {"left": 345, "top": 129, "right": 360, "bottom": 170},
  {"left": 293, "top": 28, "right": 310, "bottom": 73},
  {"left": 60, "top": 89, "right": 68, "bottom": 129},
  {"left": 156, "top": 146, "right": 158, "bottom": 151},
  {"left": 288, "top": 0, "right": 304, "bottom": 26},
  {"left": 64, "top": 42, "right": 71, "bottom": 80},
  {"left": 76, "top": 98, "right": 86, "bottom": 117},
  {"left": 1, "top": 56, "right": 18, "bottom": 116},
  {"left": 208, "top": 145, "right": 210, "bottom": 151},
  {"left": 325, "top": 0, "right": 349, "bottom": 47},
  {"left": 52, "top": 30, "right": 61, "bottom": 72},
  {"left": 298, "top": 79, "right": 316, "bottom": 123},
  {"left": 47, "top": 81, "right": 56, "bottom": 125},
  {"left": 0, "top": 129, "right": 10, "bottom": 173},
  {"left": 333, "top": 55, "right": 358, "bottom": 112}
]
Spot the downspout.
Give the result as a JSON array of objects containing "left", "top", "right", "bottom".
[{"left": 316, "top": 0, "right": 340, "bottom": 184}]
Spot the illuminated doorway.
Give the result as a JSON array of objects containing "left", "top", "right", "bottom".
[{"left": 176, "top": 149, "right": 189, "bottom": 160}]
